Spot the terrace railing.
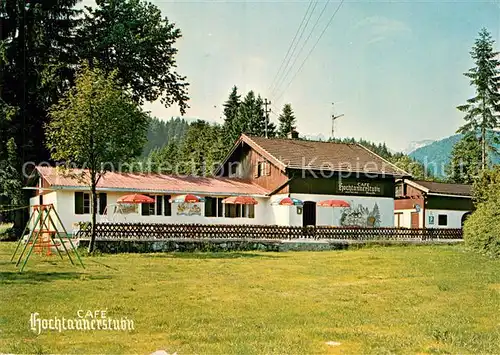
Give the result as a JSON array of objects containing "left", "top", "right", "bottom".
[{"left": 75, "top": 223, "right": 463, "bottom": 241}]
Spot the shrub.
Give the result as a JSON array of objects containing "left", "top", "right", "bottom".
[
  {"left": 464, "top": 181, "right": 500, "bottom": 257},
  {"left": 0, "top": 223, "right": 14, "bottom": 241}
]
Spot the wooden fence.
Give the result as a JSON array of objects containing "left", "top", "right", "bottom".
[{"left": 75, "top": 223, "right": 463, "bottom": 241}]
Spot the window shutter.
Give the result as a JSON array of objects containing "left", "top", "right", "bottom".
[
  {"left": 141, "top": 202, "right": 150, "bottom": 216},
  {"left": 254, "top": 163, "right": 259, "bottom": 178},
  {"left": 98, "top": 193, "right": 107, "bottom": 215},
  {"left": 265, "top": 162, "right": 271, "bottom": 176},
  {"left": 156, "top": 196, "right": 163, "bottom": 216},
  {"left": 75, "top": 192, "right": 83, "bottom": 215},
  {"left": 164, "top": 195, "right": 172, "bottom": 216},
  {"left": 99, "top": 193, "right": 108, "bottom": 214},
  {"left": 204, "top": 197, "right": 214, "bottom": 217}
]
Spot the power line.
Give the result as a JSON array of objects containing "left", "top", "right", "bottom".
[
  {"left": 270, "top": 0, "right": 330, "bottom": 100},
  {"left": 267, "top": 0, "right": 317, "bottom": 96},
  {"left": 273, "top": 0, "right": 346, "bottom": 104}
]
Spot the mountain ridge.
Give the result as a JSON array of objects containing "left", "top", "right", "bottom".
[{"left": 409, "top": 132, "right": 500, "bottom": 177}]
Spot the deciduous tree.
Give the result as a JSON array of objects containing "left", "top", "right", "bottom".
[
  {"left": 46, "top": 63, "right": 148, "bottom": 253},
  {"left": 78, "top": 0, "right": 190, "bottom": 113}
]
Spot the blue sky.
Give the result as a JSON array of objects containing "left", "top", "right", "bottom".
[{"left": 82, "top": 0, "right": 500, "bottom": 151}]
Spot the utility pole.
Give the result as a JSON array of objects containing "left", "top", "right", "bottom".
[
  {"left": 264, "top": 98, "right": 271, "bottom": 138},
  {"left": 331, "top": 102, "right": 344, "bottom": 140}
]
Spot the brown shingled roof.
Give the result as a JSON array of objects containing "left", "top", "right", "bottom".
[
  {"left": 242, "top": 135, "right": 408, "bottom": 177},
  {"left": 410, "top": 180, "right": 472, "bottom": 197}
]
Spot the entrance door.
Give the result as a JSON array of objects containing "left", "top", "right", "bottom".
[
  {"left": 303, "top": 201, "right": 316, "bottom": 227},
  {"left": 411, "top": 212, "right": 419, "bottom": 228}
]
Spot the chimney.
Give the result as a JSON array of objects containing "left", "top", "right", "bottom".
[{"left": 287, "top": 127, "right": 299, "bottom": 139}]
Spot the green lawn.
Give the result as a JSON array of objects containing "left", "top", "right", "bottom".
[{"left": 1, "top": 243, "right": 500, "bottom": 354}]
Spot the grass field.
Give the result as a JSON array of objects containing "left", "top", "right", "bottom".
[{"left": 1, "top": 243, "right": 500, "bottom": 354}]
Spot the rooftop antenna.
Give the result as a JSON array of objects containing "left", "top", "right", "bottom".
[{"left": 331, "top": 102, "right": 344, "bottom": 140}]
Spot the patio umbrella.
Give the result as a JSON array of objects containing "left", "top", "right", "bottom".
[
  {"left": 271, "top": 197, "right": 303, "bottom": 206},
  {"left": 169, "top": 194, "right": 205, "bottom": 203},
  {"left": 222, "top": 196, "right": 258, "bottom": 205},
  {"left": 317, "top": 199, "right": 350, "bottom": 207},
  {"left": 117, "top": 194, "right": 155, "bottom": 204},
  {"left": 317, "top": 199, "right": 350, "bottom": 226}
]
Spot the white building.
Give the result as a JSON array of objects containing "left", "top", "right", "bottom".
[
  {"left": 28, "top": 134, "right": 409, "bottom": 233},
  {"left": 394, "top": 179, "right": 473, "bottom": 229}
]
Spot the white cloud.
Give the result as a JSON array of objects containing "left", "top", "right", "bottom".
[{"left": 355, "top": 16, "right": 412, "bottom": 44}]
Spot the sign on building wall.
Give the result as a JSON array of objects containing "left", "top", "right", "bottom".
[
  {"left": 177, "top": 203, "right": 202, "bottom": 216},
  {"left": 338, "top": 181, "right": 383, "bottom": 196},
  {"left": 289, "top": 176, "right": 393, "bottom": 198}
]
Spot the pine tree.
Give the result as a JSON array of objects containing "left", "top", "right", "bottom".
[
  {"left": 446, "top": 133, "right": 482, "bottom": 184},
  {"left": 278, "top": 104, "right": 297, "bottom": 138},
  {"left": 267, "top": 122, "right": 277, "bottom": 138},
  {"left": 222, "top": 86, "right": 241, "bottom": 145},
  {"left": 457, "top": 28, "right": 500, "bottom": 170},
  {"left": 234, "top": 91, "right": 256, "bottom": 136}
]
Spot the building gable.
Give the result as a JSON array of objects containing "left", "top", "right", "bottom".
[{"left": 217, "top": 140, "right": 289, "bottom": 192}]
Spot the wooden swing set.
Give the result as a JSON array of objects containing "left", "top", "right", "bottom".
[{"left": 10, "top": 204, "right": 84, "bottom": 272}]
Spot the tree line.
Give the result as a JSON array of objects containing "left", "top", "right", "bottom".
[
  {"left": 0, "top": 0, "right": 188, "bottom": 199},
  {"left": 140, "top": 88, "right": 434, "bottom": 181},
  {"left": 1, "top": 0, "right": 189, "bottom": 243}
]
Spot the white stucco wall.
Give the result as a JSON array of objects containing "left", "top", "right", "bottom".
[
  {"left": 30, "top": 190, "right": 273, "bottom": 232},
  {"left": 29, "top": 192, "right": 58, "bottom": 230},
  {"left": 425, "top": 209, "right": 468, "bottom": 229},
  {"left": 290, "top": 193, "right": 395, "bottom": 227},
  {"left": 394, "top": 209, "right": 422, "bottom": 228},
  {"left": 29, "top": 190, "right": 396, "bottom": 230},
  {"left": 394, "top": 208, "right": 468, "bottom": 228}
]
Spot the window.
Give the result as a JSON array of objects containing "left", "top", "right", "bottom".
[
  {"left": 395, "top": 185, "right": 403, "bottom": 198},
  {"left": 142, "top": 195, "right": 171, "bottom": 216},
  {"left": 75, "top": 192, "right": 107, "bottom": 215},
  {"left": 75, "top": 192, "right": 90, "bottom": 215},
  {"left": 141, "top": 195, "right": 155, "bottom": 216},
  {"left": 255, "top": 161, "right": 270, "bottom": 178},
  {"left": 205, "top": 197, "right": 225, "bottom": 217},
  {"left": 394, "top": 212, "right": 403, "bottom": 227},
  {"left": 224, "top": 204, "right": 255, "bottom": 218},
  {"left": 229, "top": 163, "right": 238, "bottom": 177},
  {"left": 247, "top": 204, "right": 255, "bottom": 218},
  {"left": 225, "top": 204, "right": 238, "bottom": 218},
  {"left": 438, "top": 214, "right": 448, "bottom": 226}
]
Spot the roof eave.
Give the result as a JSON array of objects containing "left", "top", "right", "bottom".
[
  {"left": 426, "top": 192, "right": 472, "bottom": 199},
  {"left": 32, "top": 185, "right": 270, "bottom": 197}
]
